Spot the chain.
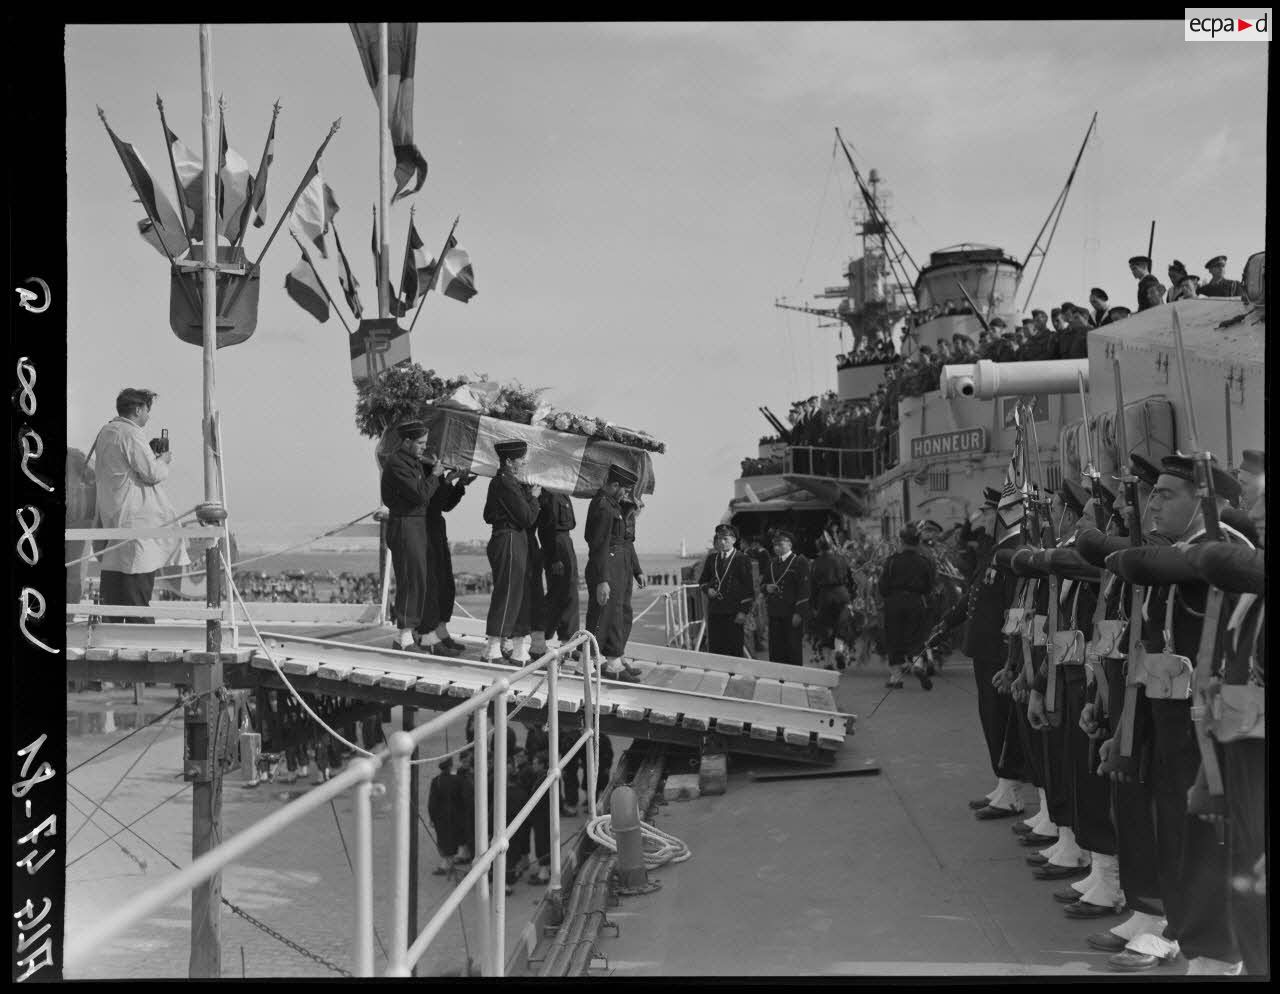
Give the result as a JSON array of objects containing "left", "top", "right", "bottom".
[{"left": 221, "top": 897, "right": 352, "bottom": 977}]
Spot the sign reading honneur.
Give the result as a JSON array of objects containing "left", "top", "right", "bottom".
[{"left": 910, "top": 427, "right": 987, "bottom": 460}]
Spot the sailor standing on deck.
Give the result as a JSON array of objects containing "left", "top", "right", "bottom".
[
  {"left": 1100, "top": 455, "right": 1250, "bottom": 974},
  {"left": 879, "top": 523, "right": 935, "bottom": 688},
  {"left": 1129, "top": 256, "right": 1165, "bottom": 312},
  {"left": 1027, "top": 481, "right": 1124, "bottom": 917},
  {"left": 537, "top": 488, "right": 581, "bottom": 652},
  {"left": 482, "top": 440, "right": 543, "bottom": 664},
  {"left": 962, "top": 488, "right": 1029, "bottom": 818},
  {"left": 420, "top": 454, "right": 469, "bottom": 656},
  {"left": 584, "top": 464, "right": 644, "bottom": 681},
  {"left": 380, "top": 421, "right": 442, "bottom": 651},
  {"left": 808, "top": 535, "right": 855, "bottom": 670},
  {"left": 697, "top": 523, "right": 755, "bottom": 657},
  {"left": 763, "top": 530, "right": 811, "bottom": 666},
  {"left": 1071, "top": 453, "right": 1168, "bottom": 961}
]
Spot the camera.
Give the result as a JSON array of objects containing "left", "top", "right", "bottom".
[{"left": 149, "top": 428, "right": 169, "bottom": 456}]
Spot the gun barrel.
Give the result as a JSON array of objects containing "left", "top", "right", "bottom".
[{"left": 943, "top": 359, "right": 1089, "bottom": 400}]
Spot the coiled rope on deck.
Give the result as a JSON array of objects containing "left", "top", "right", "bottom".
[{"left": 584, "top": 814, "right": 690, "bottom": 869}]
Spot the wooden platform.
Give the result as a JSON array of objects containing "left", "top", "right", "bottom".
[{"left": 66, "top": 611, "right": 853, "bottom": 764}]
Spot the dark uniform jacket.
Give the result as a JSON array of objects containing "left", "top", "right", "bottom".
[
  {"left": 878, "top": 547, "right": 936, "bottom": 652},
  {"left": 1199, "top": 276, "right": 1241, "bottom": 298},
  {"left": 483, "top": 472, "right": 540, "bottom": 532},
  {"left": 537, "top": 491, "right": 577, "bottom": 570},
  {"left": 584, "top": 490, "right": 626, "bottom": 580},
  {"left": 1018, "top": 331, "right": 1054, "bottom": 362},
  {"left": 962, "top": 557, "right": 1017, "bottom": 661},
  {"left": 763, "top": 552, "right": 811, "bottom": 619},
  {"left": 697, "top": 548, "right": 755, "bottom": 616},
  {"left": 427, "top": 476, "right": 467, "bottom": 534},
  {"left": 809, "top": 551, "right": 853, "bottom": 610},
  {"left": 381, "top": 448, "right": 439, "bottom": 517}
]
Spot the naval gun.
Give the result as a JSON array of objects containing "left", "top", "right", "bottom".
[{"left": 942, "top": 285, "right": 1265, "bottom": 487}]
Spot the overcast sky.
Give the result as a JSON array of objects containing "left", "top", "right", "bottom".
[{"left": 66, "top": 22, "right": 1267, "bottom": 553}]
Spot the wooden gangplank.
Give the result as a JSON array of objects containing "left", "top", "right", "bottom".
[{"left": 66, "top": 620, "right": 853, "bottom": 763}]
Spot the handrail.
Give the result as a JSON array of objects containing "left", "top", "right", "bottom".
[
  {"left": 783, "top": 444, "right": 876, "bottom": 481},
  {"left": 63, "top": 755, "right": 383, "bottom": 974},
  {"left": 386, "top": 629, "right": 601, "bottom": 977}
]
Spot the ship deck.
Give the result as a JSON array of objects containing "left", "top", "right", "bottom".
[{"left": 589, "top": 657, "right": 1188, "bottom": 977}]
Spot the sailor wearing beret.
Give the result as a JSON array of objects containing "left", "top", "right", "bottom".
[
  {"left": 1128, "top": 256, "right": 1165, "bottom": 312},
  {"left": 483, "top": 439, "right": 543, "bottom": 664},
  {"left": 584, "top": 464, "right": 644, "bottom": 681},
  {"left": 1100, "top": 454, "right": 1253, "bottom": 975},
  {"left": 380, "top": 420, "right": 444, "bottom": 652}
]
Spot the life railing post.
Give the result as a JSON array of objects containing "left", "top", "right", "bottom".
[
  {"left": 473, "top": 702, "right": 492, "bottom": 976},
  {"left": 352, "top": 760, "right": 376, "bottom": 977},
  {"left": 387, "top": 731, "right": 415, "bottom": 976},
  {"left": 584, "top": 643, "right": 598, "bottom": 821},
  {"left": 547, "top": 650, "right": 563, "bottom": 898},
  {"left": 492, "top": 683, "right": 509, "bottom": 977}
]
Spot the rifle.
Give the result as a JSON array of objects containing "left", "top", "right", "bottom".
[
  {"left": 1171, "top": 308, "right": 1228, "bottom": 833},
  {"left": 1024, "top": 403, "right": 1062, "bottom": 725},
  {"left": 1077, "top": 372, "right": 1108, "bottom": 531},
  {"left": 1105, "top": 359, "right": 1146, "bottom": 780}
]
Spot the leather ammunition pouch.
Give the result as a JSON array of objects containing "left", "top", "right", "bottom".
[
  {"left": 1211, "top": 684, "right": 1265, "bottom": 742},
  {"left": 1088, "top": 619, "right": 1127, "bottom": 662},
  {"left": 1052, "top": 629, "right": 1085, "bottom": 666},
  {"left": 1001, "top": 607, "right": 1025, "bottom": 636},
  {"left": 1131, "top": 645, "right": 1193, "bottom": 700}
]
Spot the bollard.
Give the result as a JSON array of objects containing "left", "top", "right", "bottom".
[{"left": 609, "top": 786, "right": 658, "bottom": 895}]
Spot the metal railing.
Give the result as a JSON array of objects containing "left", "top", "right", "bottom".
[
  {"left": 64, "top": 628, "right": 603, "bottom": 979},
  {"left": 661, "top": 583, "right": 706, "bottom": 651},
  {"left": 783, "top": 444, "right": 878, "bottom": 481},
  {"left": 386, "top": 631, "right": 600, "bottom": 977}
]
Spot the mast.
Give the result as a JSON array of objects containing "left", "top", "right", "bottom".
[
  {"left": 191, "top": 22, "right": 227, "bottom": 980},
  {"left": 377, "top": 23, "right": 392, "bottom": 319},
  {"left": 1016, "top": 112, "right": 1097, "bottom": 312}
]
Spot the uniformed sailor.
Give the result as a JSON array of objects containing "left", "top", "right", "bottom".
[
  {"left": 1185, "top": 541, "right": 1266, "bottom": 975},
  {"left": 1028, "top": 480, "right": 1123, "bottom": 918},
  {"left": 537, "top": 488, "right": 581, "bottom": 651},
  {"left": 1073, "top": 452, "right": 1168, "bottom": 961},
  {"left": 962, "top": 487, "right": 1029, "bottom": 818},
  {"left": 482, "top": 440, "right": 542, "bottom": 664},
  {"left": 763, "top": 529, "right": 811, "bottom": 667},
  {"left": 697, "top": 523, "right": 756, "bottom": 657},
  {"left": 879, "top": 523, "right": 936, "bottom": 687},
  {"left": 379, "top": 420, "right": 442, "bottom": 651},
  {"left": 1008, "top": 495, "right": 1085, "bottom": 881},
  {"left": 1128, "top": 256, "right": 1165, "bottom": 312},
  {"left": 422, "top": 454, "right": 472, "bottom": 655},
  {"left": 1199, "top": 255, "right": 1242, "bottom": 298},
  {"left": 584, "top": 464, "right": 643, "bottom": 681},
  {"left": 1101, "top": 454, "right": 1251, "bottom": 974},
  {"left": 808, "top": 534, "right": 854, "bottom": 670},
  {"left": 1089, "top": 287, "right": 1112, "bottom": 326}
]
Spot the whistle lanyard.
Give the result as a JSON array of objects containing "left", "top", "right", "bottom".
[
  {"left": 769, "top": 555, "right": 795, "bottom": 589},
  {"left": 713, "top": 549, "right": 737, "bottom": 592}
]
